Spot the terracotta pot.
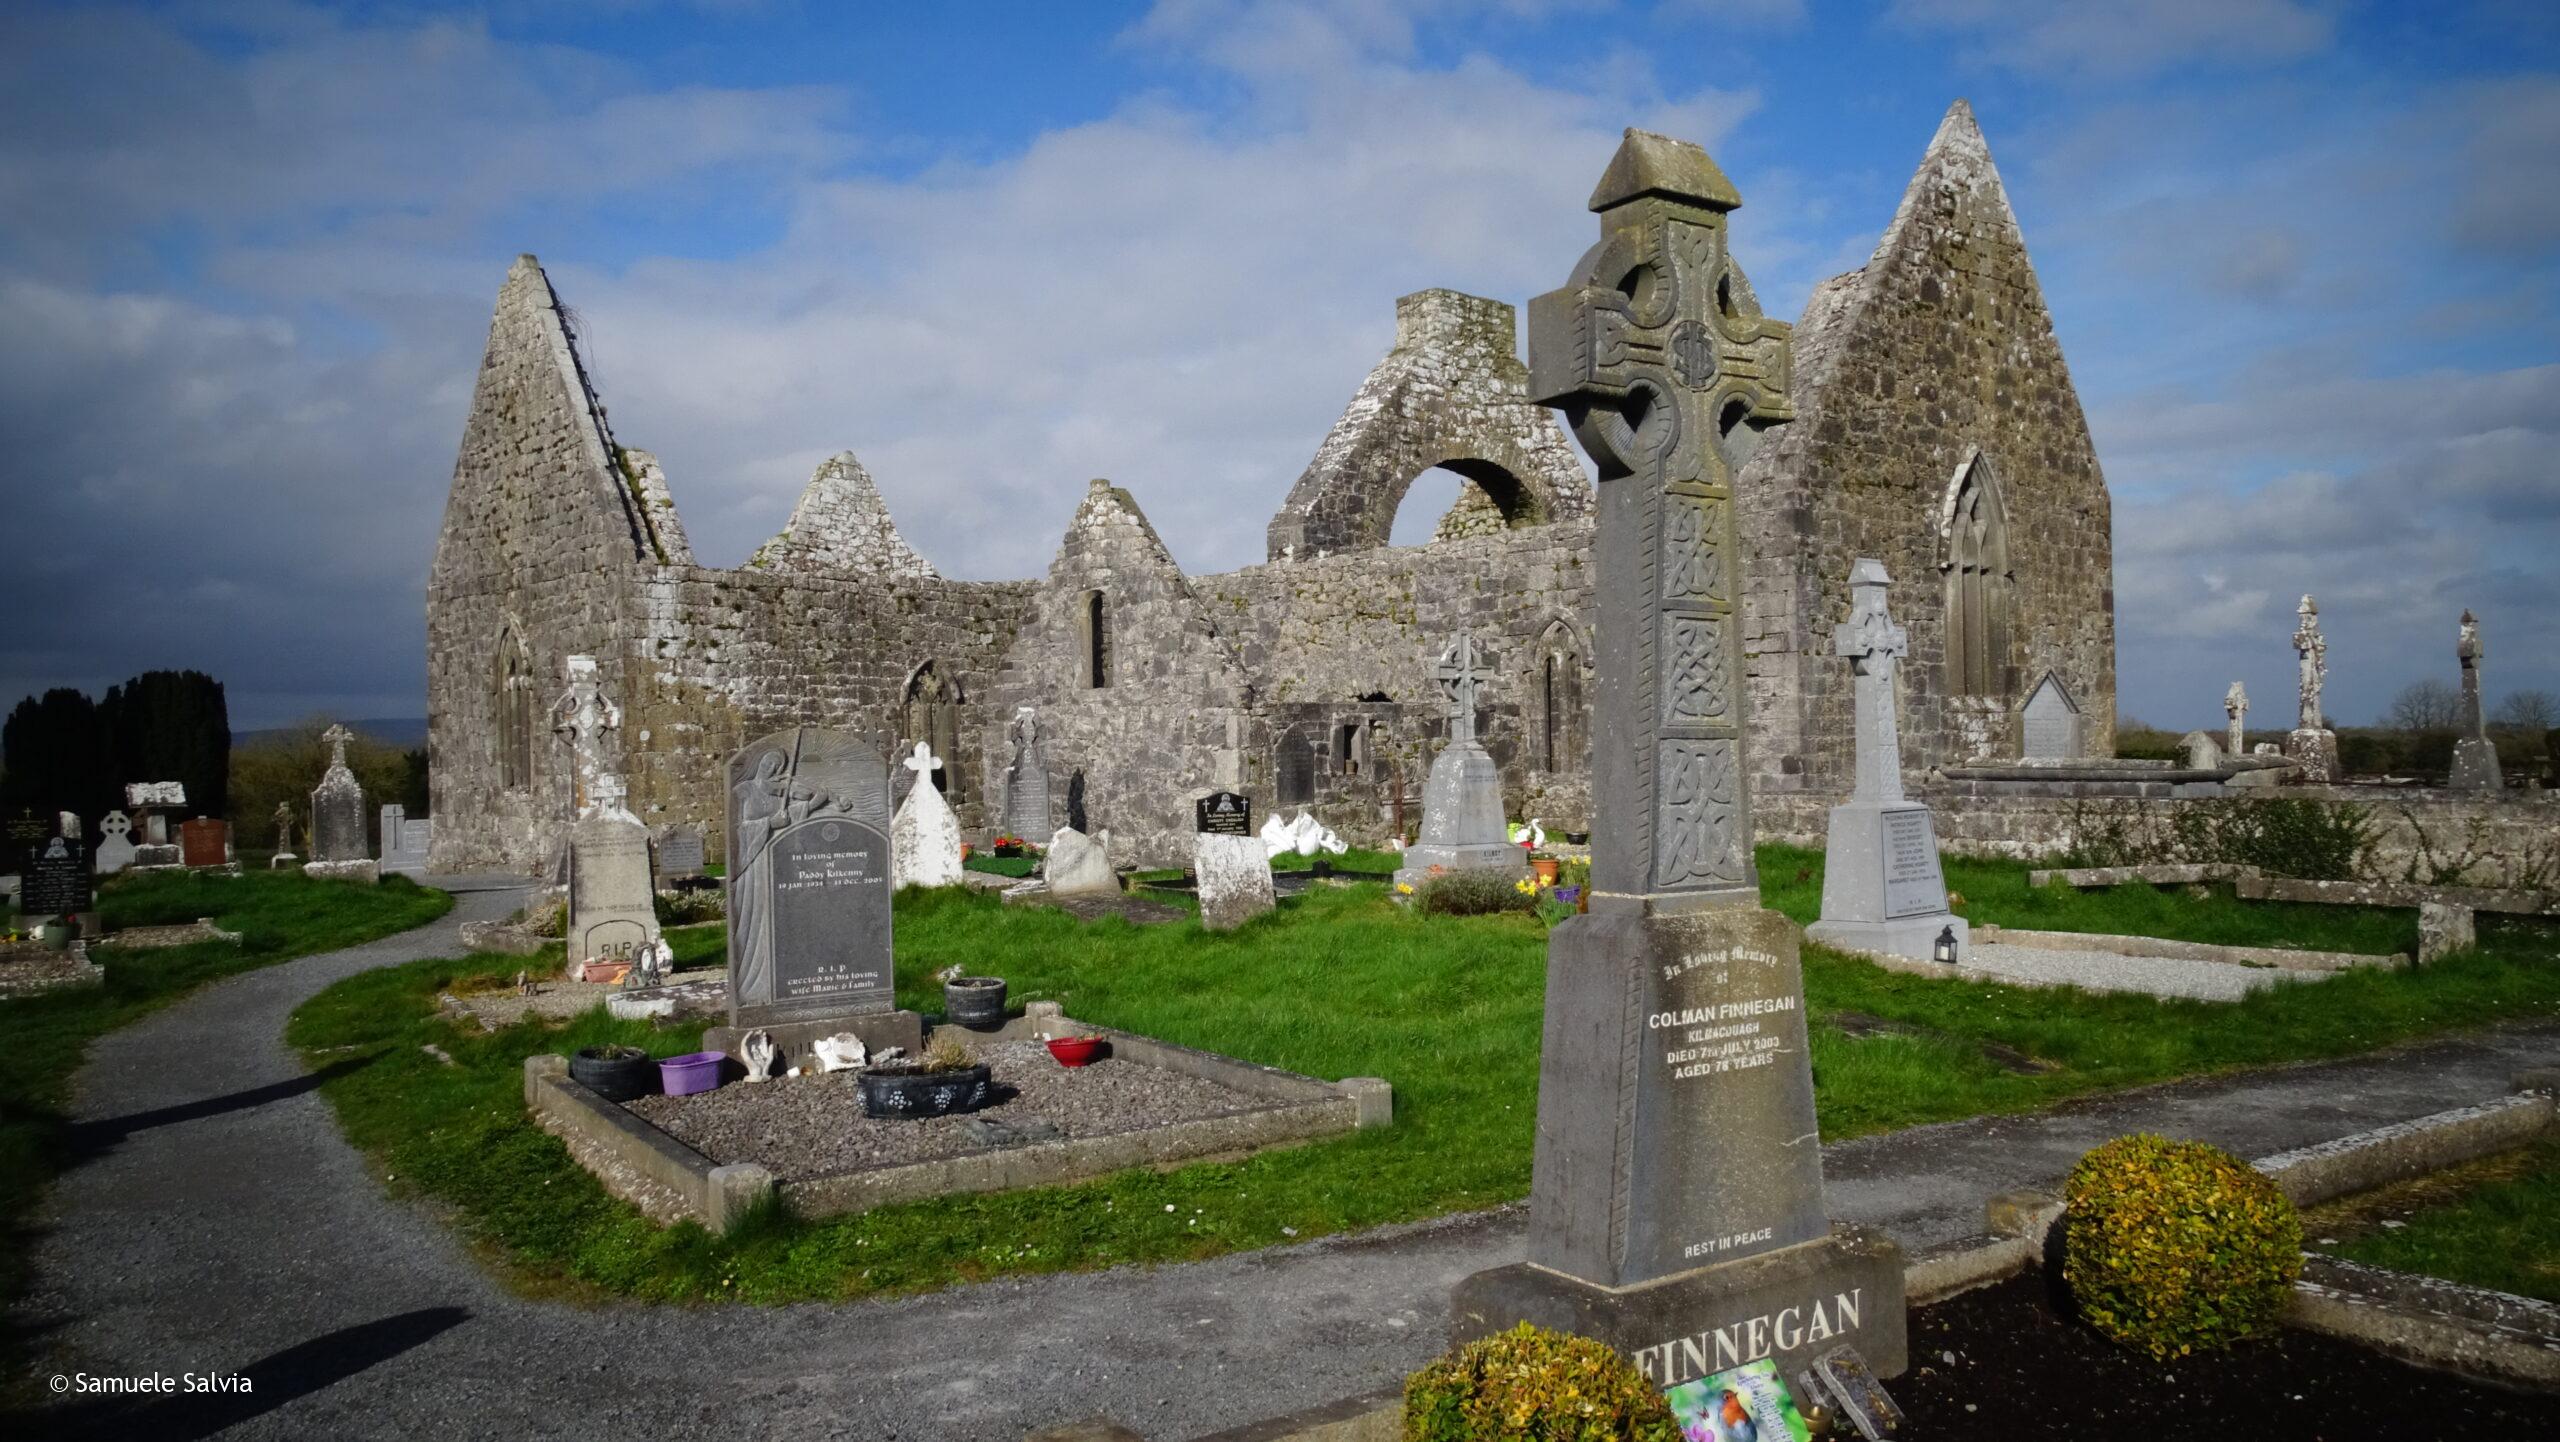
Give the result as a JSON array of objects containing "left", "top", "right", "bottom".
[{"left": 1532, "top": 857, "right": 1561, "bottom": 884}]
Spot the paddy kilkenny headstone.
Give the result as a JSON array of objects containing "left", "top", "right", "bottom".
[
  {"left": 1451, "top": 128, "right": 1905, "bottom": 1385},
  {"left": 707, "top": 726, "right": 917, "bottom": 1066},
  {"left": 1806, "top": 562, "right": 1966, "bottom": 963}
]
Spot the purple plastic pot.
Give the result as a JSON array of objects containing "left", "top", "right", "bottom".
[{"left": 659, "top": 1051, "right": 726, "bottom": 1097}]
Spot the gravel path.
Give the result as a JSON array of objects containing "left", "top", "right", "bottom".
[
  {"left": 632, "top": 1039, "right": 1268, "bottom": 1181},
  {"left": 1962, "top": 940, "right": 2320, "bottom": 1001},
  {"left": 18, "top": 874, "right": 2559, "bottom": 1440}
]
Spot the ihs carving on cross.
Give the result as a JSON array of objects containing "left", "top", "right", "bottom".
[
  {"left": 1434, "top": 634, "right": 1487, "bottom": 746},
  {"left": 1527, "top": 128, "right": 1794, "bottom": 910}
]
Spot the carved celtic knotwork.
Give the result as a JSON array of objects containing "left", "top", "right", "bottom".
[
  {"left": 1662, "top": 616, "right": 1733, "bottom": 727},
  {"left": 1661, "top": 493, "right": 1726, "bottom": 602},
  {"left": 1655, "top": 740, "right": 1743, "bottom": 888}
]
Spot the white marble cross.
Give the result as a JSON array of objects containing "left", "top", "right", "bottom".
[
  {"left": 1834, "top": 560, "right": 1909, "bottom": 805},
  {"left": 904, "top": 741, "right": 942, "bottom": 791}
]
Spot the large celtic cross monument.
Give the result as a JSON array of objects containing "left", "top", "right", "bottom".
[{"left": 1454, "top": 130, "right": 1905, "bottom": 1389}]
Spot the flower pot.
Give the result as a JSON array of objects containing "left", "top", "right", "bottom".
[
  {"left": 1045, "top": 1035, "right": 1104, "bottom": 1068},
  {"left": 659, "top": 1051, "right": 726, "bottom": 1097},
  {"left": 569, "top": 1044, "right": 656, "bottom": 1102},
  {"left": 1531, "top": 856, "right": 1561, "bottom": 884},
  {"left": 859, "top": 1062, "right": 994, "bottom": 1119},
  {"left": 1563, "top": 831, "right": 1590, "bottom": 846},
  {"left": 993, "top": 844, "right": 1024, "bottom": 858},
  {"left": 37, "top": 921, "right": 73, "bottom": 952},
  {"left": 943, "top": 976, "right": 1008, "bottom": 1030}
]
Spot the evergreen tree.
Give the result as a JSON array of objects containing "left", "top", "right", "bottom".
[
  {"left": 0, "top": 688, "right": 113, "bottom": 824},
  {"left": 99, "top": 669, "right": 230, "bottom": 815}
]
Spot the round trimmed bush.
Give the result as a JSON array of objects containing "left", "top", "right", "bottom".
[
  {"left": 1404, "top": 1323, "right": 1676, "bottom": 1442},
  {"left": 2062, "top": 1133, "right": 2303, "bottom": 1359}
]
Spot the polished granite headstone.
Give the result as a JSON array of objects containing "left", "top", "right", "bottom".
[{"left": 1451, "top": 128, "right": 1904, "bottom": 1387}]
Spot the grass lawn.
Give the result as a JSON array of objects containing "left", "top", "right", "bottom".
[
  {"left": 2322, "top": 1135, "right": 2560, "bottom": 1303},
  {"left": 289, "top": 845, "right": 2559, "bottom": 1306},
  {"left": 2, "top": 869, "right": 451, "bottom": 1394}
]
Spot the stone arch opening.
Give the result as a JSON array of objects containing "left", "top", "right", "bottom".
[
  {"left": 1078, "top": 589, "right": 1110, "bottom": 689},
  {"left": 902, "top": 659, "right": 968, "bottom": 806},
  {"left": 493, "top": 631, "right": 535, "bottom": 792},
  {"left": 1387, "top": 457, "right": 1544, "bottom": 547},
  {"left": 1937, "top": 451, "right": 2016, "bottom": 698}
]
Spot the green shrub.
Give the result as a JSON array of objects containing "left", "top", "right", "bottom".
[
  {"left": 1404, "top": 1323, "right": 1677, "bottom": 1442},
  {"left": 1416, "top": 869, "right": 1536, "bottom": 917},
  {"left": 2063, "top": 1134, "right": 2303, "bottom": 1359}
]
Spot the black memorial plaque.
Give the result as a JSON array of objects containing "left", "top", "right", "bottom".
[
  {"left": 23, "top": 836, "right": 92, "bottom": 916},
  {"left": 1195, "top": 791, "right": 1253, "bottom": 836}
]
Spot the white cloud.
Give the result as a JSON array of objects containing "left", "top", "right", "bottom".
[{"left": 1887, "top": 0, "right": 2333, "bottom": 78}]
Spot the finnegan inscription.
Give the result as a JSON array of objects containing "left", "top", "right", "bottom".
[{"left": 1643, "top": 943, "right": 1807, "bottom": 1265}]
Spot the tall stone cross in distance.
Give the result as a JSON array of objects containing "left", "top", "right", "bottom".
[
  {"left": 2458, "top": 610, "right": 2486, "bottom": 736},
  {"left": 2293, "top": 595, "right": 2327, "bottom": 731},
  {"left": 1838, "top": 560, "right": 1910, "bottom": 805},
  {"left": 1525, "top": 129, "right": 1792, "bottom": 913},
  {"left": 553, "top": 655, "right": 625, "bottom": 817},
  {"left": 2225, "top": 681, "right": 2248, "bottom": 757},
  {"left": 1456, "top": 129, "right": 1906, "bottom": 1388},
  {"left": 1434, "top": 634, "right": 1486, "bottom": 746},
  {"left": 321, "top": 723, "right": 353, "bottom": 772},
  {"left": 2449, "top": 609, "right": 2503, "bottom": 792}
]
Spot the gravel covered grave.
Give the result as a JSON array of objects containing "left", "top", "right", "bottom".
[{"left": 626, "top": 1038, "right": 1276, "bottom": 1182}]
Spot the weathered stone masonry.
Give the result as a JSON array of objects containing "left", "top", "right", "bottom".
[{"left": 428, "top": 105, "right": 2124, "bottom": 872}]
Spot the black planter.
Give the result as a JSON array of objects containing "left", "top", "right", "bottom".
[
  {"left": 570, "top": 1044, "right": 656, "bottom": 1102},
  {"left": 943, "top": 976, "right": 1008, "bottom": 1030},
  {"left": 993, "top": 844, "right": 1024, "bottom": 858},
  {"left": 860, "top": 1063, "right": 994, "bottom": 1119}
]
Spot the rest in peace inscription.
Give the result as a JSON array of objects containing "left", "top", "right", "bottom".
[
  {"left": 770, "top": 820, "right": 892, "bottom": 1013},
  {"left": 1879, "top": 808, "right": 1947, "bottom": 920}
]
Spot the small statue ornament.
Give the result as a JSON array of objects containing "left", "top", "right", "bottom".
[
  {"left": 813, "top": 1031, "right": 868, "bottom": 1073},
  {"left": 740, "top": 1029, "right": 778, "bottom": 1084}
]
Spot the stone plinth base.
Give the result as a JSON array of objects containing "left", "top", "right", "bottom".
[
  {"left": 1808, "top": 801, "right": 1964, "bottom": 962},
  {"left": 1452, "top": 1225, "right": 1907, "bottom": 1386},
  {"left": 1394, "top": 739, "right": 1522, "bottom": 891},
  {"left": 706, "top": 1010, "right": 924, "bottom": 1070},
  {"left": 2285, "top": 727, "right": 2339, "bottom": 783},
  {"left": 1392, "top": 841, "right": 1529, "bottom": 891},
  {"left": 1807, "top": 913, "right": 1968, "bottom": 963},
  {"left": 2450, "top": 737, "right": 2503, "bottom": 792},
  {"left": 303, "top": 859, "right": 379, "bottom": 883}
]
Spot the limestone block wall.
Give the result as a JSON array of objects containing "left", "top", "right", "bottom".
[{"left": 1757, "top": 785, "right": 2560, "bottom": 891}]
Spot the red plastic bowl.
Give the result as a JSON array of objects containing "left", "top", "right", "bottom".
[{"left": 1046, "top": 1036, "right": 1104, "bottom": 1068}]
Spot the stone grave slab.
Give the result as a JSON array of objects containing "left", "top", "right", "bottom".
[
  {"left": 379, "top": 804, "right": 432, "bottom": 875},
  {"left": 2020, "top": 674, "right": 2081, "bottom": 760},
  {"left": 568, "top": 815, "right": 661, "bottom": 969},
  {"left": 657, "top": 823, "right": 706, "bottom": 880},
  {"left": 1044, "top": 826, "right": 1117, "bottom": 896}
]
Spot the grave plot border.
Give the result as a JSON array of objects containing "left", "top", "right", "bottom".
[{"left": 527, "top": 1013, "right": 1391, "bottom": 1232}]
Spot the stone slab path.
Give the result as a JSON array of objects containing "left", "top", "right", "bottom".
[{"left": 19, "top": 878, "right": 2560, "bottom": 1441}]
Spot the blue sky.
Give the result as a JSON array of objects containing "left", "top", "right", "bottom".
[{"left": 1, "top": 0, "right": 2554, "bottom": 732}]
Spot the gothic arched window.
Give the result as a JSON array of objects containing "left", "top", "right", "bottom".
[
  {"left": 495, "top": 637, "right": 535, "bottom": 792},
  {"left": 1532, "top": 620, "right": 1588, "bottom": 773},
  {"left": 1080, "top": 589, "right": 1110, "bottom": 689},
  {"left": 1940, "top": 454, "right": 2015, "bottom": 698},
  {"left": 903, "top": 661, "right": 967, "bottom": 806}
]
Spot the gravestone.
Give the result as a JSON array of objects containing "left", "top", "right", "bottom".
[
  {"left": 379, "top": 804, "right": 432, "bottom": 875},
  {"left": 94, "top": 811, "right": 135, "bottom": 876},
  {"left": 656, "top": 823, "right": 706, "bottom": 879},
  {"left": 271, "top": 802, "right": 298, "bottom": 868},
  {"left": 2285, "top": 594, "right": 2339, "bottom": 782},
  {"left": 2019, "top": 675, "right": 2081, "bottom": 760},
  {"left": 5, "top": 810, "right": 47, "bottom": 875},
  {"left": 1001, "top": 706, "right": 1052, "bottom": 840},
  {"left": 1806, "top": 562, "right": 1967, "bottom": 963},
  {"left": 2179, "top": 730, "right": 2223, "bottom": 770},
  {"left": 304, "top": 724, "right": 378, "bottom": 882},
  {"left": 567, "top": 815, "right": 660, "bottom": 970},
  {"left": 891, "top": 742, "right": 966, "bottom": 889},
  {"left": 1392, "top": 634, "right": 1530, "bottom": 891},
  {"left": 708, "top": 727, "right": 917, "bottom": 1067},
  {"left": 2224, "top": 681, "right": 2248, "bottom": 757},
  {"left": 1195, "top": 790, "right": 1253, "bottom": 836},
  {"left": 1194, "top": 832, "right": 1276, "bottom": 931},
  {"left": 125, "top": 782, "right": 184, "bottom": 850},
  {"left": 1452, "top": 128, "right": 1905, "bottom": 1386},
  {"left": 1043, "top": 826, "right": 1117, "bottom": 896},
  {"left": 1275, "top": 733, "right": 1316, "bottom": 808},
  {"left": 552, "top": 654, "right": 629, "bottom": 818},
  {"left": 179, "top": 818, "right": 230, "bottom": 869},
  {"left": 2449, "top": 610, "right": 2502, "bottom": 792},
  {"left": 24, "top": 834, "right": 92, "bottom": 918}
]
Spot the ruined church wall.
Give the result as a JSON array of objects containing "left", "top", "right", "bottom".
[
  {"left": 622, "top": 565, "right": 1035, "bottom": 859},
  {"left": 1203, "top": 523, "right": 1600, "bottom": 838}
]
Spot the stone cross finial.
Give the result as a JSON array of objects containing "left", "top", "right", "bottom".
[
  {"left": 904, "top": 741, "right": 941, "bottom": 785},
  {"left": 1526, "top": 128, "right": 1792, "bottom": 911},
  {"left": 1434, "top": 634, "right": 1487, "bottom": 745},
  {"left": 273, "top": 801, "right": 294, "bottom": 852},
  {"left": 322, "top": 723, "right": 353, "bottom": 771},
  {"left": 1834, "top": 560, "right": 1909, "bottom": 805},
  {"left": 2224, "top": 681, "right": 2248, "bottom": 756},
  {"left": 2293, "top": 595, "right": 2327, "bottom": 731},
  {"left": 552, "top": 655, "right": 625, "bottom": 817}
]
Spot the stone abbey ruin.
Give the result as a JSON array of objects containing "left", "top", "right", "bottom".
[{"left": 427, "top": 102, "right": 2117, "bottom": 873}]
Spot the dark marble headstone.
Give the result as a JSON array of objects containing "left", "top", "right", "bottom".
[
  {"left": 724, "top": 728, "right": 899, "bottom": 1033},
  {"left": 1195, "top": 791, "right": 1253, "bottom": 835},
  {"left": 179, "top": 818, "right": 230, "bottom": 869},
  {"left": 23, "top": 835, "right": 92, "bottom": 916}
]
